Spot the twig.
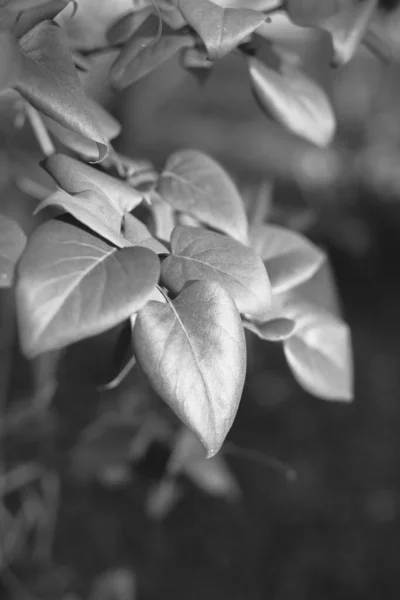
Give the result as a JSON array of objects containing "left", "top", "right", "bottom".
[
  {"left": 223, "top": 442, "right": 297, "bottom": 482},
  {"left": 25, "top": 104, "right": 55, "bottom": 158}
]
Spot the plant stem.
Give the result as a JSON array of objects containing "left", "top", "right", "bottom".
[{"left": 25, "top": 104, "right": 55, "bottom": 157}]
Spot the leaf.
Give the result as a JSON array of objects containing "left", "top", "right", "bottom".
[
  {"left": 0, "top": 215, "right": 26, "bottom": 288},
  {"left": 286, "top": 0, "right": 378, "bottom": 67},
  {"left": 12, "top": 0, "right": 71, "bottom": 39},
  {"left": 0, "top": 31, "right": 23, "bottom": 91},
  {"left": 178, "top": 0, "right": 266, "bottom": 60},
  {"left": 15, "top": 21, "right": 108, "bottom": 161},
  {"left": 107, "top": 8, "right": 153, "bottom": 45},
  {"left": 249, "top": 55, "right": 336, "bottom": 147},
  {"left": 250, "top": 224, "right": 325, "bottom": 294},
  {"left": 123, "top": 213, "right": 169, "bottom": 254},
  {"left": 43, "top": 98, "right": 121, "bottom": 161},
  {"left": 111, "top": 32, "right": 194, "bottom": 89},
  {"left": 16, "top": 219, "right": 161, "bottom": 356},
  {"left": 34, "top": 189, "right": 129, "bottom": 248},
  {"left": 243, "top": 317, "right": 296, "bottom": 341},
  {"left": 132, "top": 280, "right": 246, "bottom": 456},
  {"left": 283, "top": 301, "right": 353, "bottom": 401},
  {"left": 161, "top": 226, "right": 271, "bottom": 319},
  {"left": 157, "top": 150, "right": 248, "bottom": 244},
  {"left": 168, "top": 427, "right": 240, "bottom": 500},
  {"left": 44, "top": 153, "right": 143, "bottom": 215}
]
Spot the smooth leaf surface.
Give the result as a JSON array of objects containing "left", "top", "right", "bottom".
[
  {"left": 0, "top": 31, "right": 23, "bottom": 91},
  {"left": 283, "top": 301, "right": 353, "bottom": 401},
  {"left": 249, "top": 55, "right": 336, "bottom": 147},
  {"left": 132, "top": 280, "right": 246, "bottom": 456},
  {"left": 111, "top": 32, "right": 194, "bottom": 89},
  {"left": 178, "top": 0, "right": 266, "bottom": 60},
  {"left": 35, "top": 189, "right": 129, "bottom": 248},
  {"left": 244, "top": 317, "right": 296, "bottom": 341},
  {"left": 123, "top": 214, "right": 169, "bottom": 254},
  {"left": 12, "top": 0, "right": 71, "bottom": 38},
  {"left": 16, "top": 220, "right": 161, "bottom": 356},
  {"left": 0, "top": 215, "right": 26, "bottom": 288},
  {"left": 250, "top": 223, "right": 325, "bottom": 294},
  {"left": 16, "top": 21, "right": 108, "bottom": 161},
  {"left": 162, "top": 226, "right": 271, "bottom": 319},
  {"left": 44, "top": 154, "right": 143, "bottom": 215},
  {"left": 157, "top": 150, "right": 248, "bottom": 244},
  {"left": 285, "top": 0, "right": 341, "bottom": 26},
  {"left": 107, "top": 8, "right": 153, "bottom": 45}
]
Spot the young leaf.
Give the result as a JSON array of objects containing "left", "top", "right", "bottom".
[
  {"left": 250, "top": 224, "right": 325, "bottom": 294},
  {"left": 0, "top": 215, "right": 26, "bottom": 288},
  {"left": 283, "top": 302, "right": 353, "bottom": 401},
  {"left": 34, "top": 189, "right": 129, "bottom": 248},
  {"left": 16, "top": 219, "right": 161, "bottom": 356},
  {"left": 132, "top": 280, "right": 246, "bottom": 456},
  {"left": 161, "top": 226, "right": 271, "bottom": 319},
  {"left": 178, "top": 0, "right": 266, "bottom": 60},
  {"left": 42, "top": 98, "right": 121, "bottom": 162},
  {"left": 123, "top": 214, "right": 169, "bottom": 254},
  {"left": 249, "top": 55, "right": 336, "bottom": 147},
  {"left": 157, "top": 150, "right": 248, "bottom": 244},
  {"left": 243, "top": 317, "right": 296, "bottom": 342},
  {"left": 111, "top": 32, "right": 194, "bottom": 89},
  {"left": 286, "top": 0, "right": 378, "bottom": 67},
  {"left": 15, "top": 21, "right": 108, "bottom": 161},
  {"left": 44, "top": 153, "right": 143, "bottom": 215}
]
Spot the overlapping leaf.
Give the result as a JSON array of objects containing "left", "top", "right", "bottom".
[
  {"left": 12, "top": 0, "right": 71, "bottom": 38},
  {"left": 132, "top": 280, "right": 246, "bottom": 456},
  {"left": 249, "top": 55, "right": 336, "bottom": 147},
  {"left": 250, "top": 224, "right": 325, "bottom": 294},
  {"left": 14, "top": 21, "right": 108, "bottom": 160},
  {"left": 16, "top": 219, "right": 161, "bottom": 356},
  {"left": 161, "top": 226, "right": 271, "bottom": 319},
  {"left": 178, "top": 0, "right": 266, "bottom": 60},
  {"left": 157, "top": 150, "right": 248, "bottom": 244},
  {"left": 282, "top": 301, "right": 353, "bottom": 401},
  {"left": 44, "top": 154, "right": 143, "bottom": 214},
  {"left": 123, "top": 214, "right": 169, "bottom": 254},
  {"left": 243, "top": 317, "right": 296, "bottom": 342},
  {"left": 286, "top": 0, "right": 378, "bottom": 67},
  {"left": 0, "top": 215, "right": 26, "bottom": 288}
]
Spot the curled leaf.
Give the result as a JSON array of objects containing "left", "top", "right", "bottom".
[
  {"left": 157, "top": 149, "right": 248, "bottom": 244},
  {"left": 107, "top": 8, "right": 153, "bottom": 45},
  {"left": 16, "top": 220, "right": 161, "bottom": 356},
  {"left": 162, "top": 226, "right": 271, "bottom": 319},
  {"left": 178, "top": 0, "right": 266, "bottom": 60},
  {"left": 243, "top": 317, "right": 296, "bottom": 341},
  {"left": 133, "top": 280, "right": 246, "bottom": 456},
  {"left": 250, "top": 224, "right": 325, "bottom": 294},
  {"left": 0, "top": 215, "right": 26, "bottom": 288},
  {"left": 249, "top": 55, "right": 336, "bottom": 147}
]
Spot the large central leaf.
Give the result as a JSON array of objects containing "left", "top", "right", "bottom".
[
  {"left": 16, "top": 220, "right": 161, "bottom": 356},
  {"left": 157, "top": 149, "right": 248, "bottom": 244},
  {"left": 161, "top": 225, "right": 271, "bottom": 319},
  {"left": 133, "top": 280, "right": 246, "bottom": 456}
]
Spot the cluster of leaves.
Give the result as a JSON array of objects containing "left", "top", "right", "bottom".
[{"left": 0, "top": 0, "right": 365, "bottom": 458}]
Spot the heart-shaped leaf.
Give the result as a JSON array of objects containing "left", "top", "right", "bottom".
[
  {"left": 243, "top": 317, "right": 296, "bottom": 341},
  {"left": 44, "top": 154, "right": 143, "bottom": 215},
  {"left": 178, "top": 0, "right": 266, "bottom": 60},
  {"left": 0, "top": 215, "right": 27, "bottom": 288},
  {"left": 123, "top": 214, "right": 169, "bottom": 254},
  {"left": 157, "top": 149, "right": 248, "bottom": 244},
  {"left": 282, "top": 301, "right": 353, "bottom": 401},
  {"left": 250, "top": 224, "right": 325, "bottom": 294},
  {"left": 43, "top": 98, "right": 121, "bottom": 162},
  {"left": 16, "top": 219, "right": 161, "bottom": 356},
  {"left": 161, "top": 226, "right": 271, "bottom": 319},
  {"left": 249, "top": 55, "right": 336, "bottom": 147},
  {"left": 34, "top": 189, "right": 129, "bottom": 248},
  {"left": 132, "top": 280, "right": 246, "bottom": 456},
  {"left": 286, "top": 0, "right": 377, "bottom": 67},
  {"left": 15, "top": 21, "right": 108, "bottom": 161},
  {"left": 111, "top": 32, "right": 194, "bottom": 89}
]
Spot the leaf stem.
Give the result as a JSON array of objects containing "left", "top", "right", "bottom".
[{"left": 25, "top": 104, "right": 55, "bottom": 158}]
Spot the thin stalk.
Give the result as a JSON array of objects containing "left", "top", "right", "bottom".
[{"left": 25, "top": 104, "right": 55, "bottom": 157}]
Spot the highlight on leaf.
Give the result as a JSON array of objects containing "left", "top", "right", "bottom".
[
  {"left": 0, "top": 215, "right": 27, "bottom": 288},
  {"left": 132, "top": 280, "right": 247, "bottom": 457}
]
